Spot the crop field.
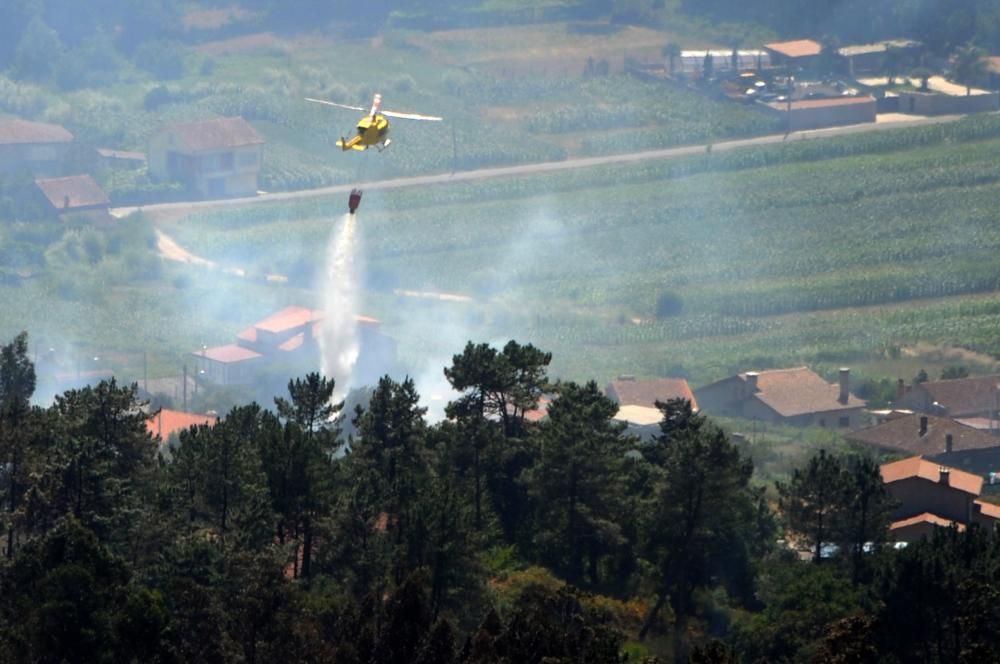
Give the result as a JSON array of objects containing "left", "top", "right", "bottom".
[
  {"left": 3, "top": 15, "right": 999, "bottom": 392},
  {"left": 156, "top": 118, "right": 1000, "bottom": 386}
]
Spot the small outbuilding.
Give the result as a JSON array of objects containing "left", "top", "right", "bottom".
[
  {"left": 763, "top": 95, "right": 876, "bottom": 131},
  {"left": 34, "top": 174, "right": 111, "bottom": 223}
]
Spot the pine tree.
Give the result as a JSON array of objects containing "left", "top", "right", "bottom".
[
  {"left": 524, "top": 381, "right": 628, "bottom": 585},
  {"left": 777, "top": 449, "right": 845, "bottom": 563},
  {"left": 639, "top": 426, "right": 763, "bottom": 663}
]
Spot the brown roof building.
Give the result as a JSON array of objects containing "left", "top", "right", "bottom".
[
  {"left": 763, "top": 39, "right": 823, "bottom": 68},
  {"left": 34, "top": 175, "right": 111, "bottom": 222},
  {"left": 849, "top": 413, "right": 1000, "bottom": 459},
  {"left": 695, "top": 367, "right": 866, "bottom": 428},
  {"left": 148, "top": 116, "right": 263, "bottom": 199},
  {"left": 0, "top": 119, "right": 74, "bottom": 177},
  {"left": 895, "top": 374, "right": 1000, "bottom": 419},
  {"left": 605, "top": 376, "right": 698, "bottom": 411},
  {"left": 881, "top": 456, "right": 999, "bottom": 542}
]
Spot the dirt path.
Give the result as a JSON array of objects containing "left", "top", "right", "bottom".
[
  {"left": 156, "top": 229, "right": 472, "bottom": 300},
  {"left": 156, "top": 229, "right": 214, "bottom": 266},
  {"left": 156, "top": 229, "right": 248, "bottom": 277}
]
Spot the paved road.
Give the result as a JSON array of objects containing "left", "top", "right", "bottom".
[{"left": 112, "top": 113, "right": 964, "bottom": 218}]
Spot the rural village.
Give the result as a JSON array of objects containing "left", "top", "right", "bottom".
[{"left": 2, "top": 1, "right": 1000, "bottom": 661}]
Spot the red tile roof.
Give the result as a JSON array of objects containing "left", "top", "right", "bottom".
[
  {"left": 605, "top": 377, "right": 698, "bottom": 411},
  {"left": 742, "top": 367, "right": 865, "bottom": 417},
  {"left": 147, "top": 409, "right": 218, "bottom": 440},
  {"left": 165, "top": 116, "right": 263, "bottom": 152},
  {"left": 35, "top": 175, "right": 109, "bottom": 210},
  {"left": 278, "top": 332, "right": 306, "bottom": 352},
  {"left": 881, "top": 456, "right": 983, "bottom": 496},
  {"left": 764, "top": 39, "right": 823, "bottom": 58},
  {"left": 198, "top": 344, "right": 263, "bottom": 363},
  {"left": 975, "top": 500, "right": 1000, "bottom": 520},
  {"left": 524, "top": 397, "right": 550, "bottom": 423},
  {"left": 254, "top": 306, "right": 323, "bottom": 334},
  {"left": 890, "top": 512, "right": 965, "bottom": 531},
  {"left": 0, "top": 119, "right": 73, "bottom": 144},
  {"left": 239, "top": 309, "right": 380, "bottom": 348},
  {"left": 848, "top": 414, "right": 1000, "bottom": 456},
  {"left": 237, "top": 326, "right": 257, "bottom": 342}
]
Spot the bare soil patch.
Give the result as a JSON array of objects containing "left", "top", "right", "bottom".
[
  {"left": 183, "top": 6, "right": 257, "bottom": 31},
  {"left": 900, "top": 343, "right": 1000, "bottom": 370},
  {"left": 409, "top": 24, "right": 708, "bottom": 76},
  {"left": 194, "top": 32, "right": 284, "bottom": 55}
]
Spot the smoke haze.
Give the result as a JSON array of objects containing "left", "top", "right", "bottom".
[{"left": 319, "top": 213, "right": 362, "bottom": 398}]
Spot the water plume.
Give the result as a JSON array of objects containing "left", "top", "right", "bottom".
[{"left": 319, "top": 213, "right": 363, "bottom": 398}]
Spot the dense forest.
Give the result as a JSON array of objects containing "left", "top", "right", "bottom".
[{"left": 2, "top": 331, "right": 1000, "bottom": 662}]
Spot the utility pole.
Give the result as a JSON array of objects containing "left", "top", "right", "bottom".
[
  {"left": 183, "top": 364, "right": 188, "bottom": 411},
  {"left": 143, "top": 351, "right": 148, "bottom": 394}
]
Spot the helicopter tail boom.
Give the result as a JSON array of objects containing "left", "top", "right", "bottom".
[{"left": 336, "top": 135, "right": 365, "bottom": 151}]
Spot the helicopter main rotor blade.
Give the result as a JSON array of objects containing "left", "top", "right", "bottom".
[
  {"left": 304, "top": 97, "right": 367, "bottom": 112},
  {"left": 381, "top": 109, "right": 444, "bottom": 122}
]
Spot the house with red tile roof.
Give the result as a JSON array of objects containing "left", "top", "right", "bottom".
[
  {"left": 34, "top": 175, "right": 111, "bottom": 223},
  {"left": 894, "top": 374, "right": 1000, "bottom": 419},
  {"left": 193, "top": 305, "right": 397, "bottom": 386},
  {"left": 881, "top": 456, "right": 999, "bottom": 542},
  {"left": 148, "top": 116, "right": 262, "bottom": 198},
  {"left": 849, "top": 413, "right": 1000, "bottom": 460},
  {"left": 605, "top": 376, "right": 698, "bottom": 411},
  {"left": 147, "top": 408, "right": 218, "bottom": 444},
  {"left": 694, "top": 367, "right": 866, "bottom": 428},
  {"left": 889, "top": 512, "right": 965, "bottom": 542},
  {"left": 0, "top": 119, "right": 74, "bottom": 177}
]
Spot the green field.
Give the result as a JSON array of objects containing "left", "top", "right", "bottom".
[
  {"left": 148, "top": 117, "right": 1000, "bottom": 387},
  {"left": 1, "top": 17, "right": 999, "bottom": 393}
]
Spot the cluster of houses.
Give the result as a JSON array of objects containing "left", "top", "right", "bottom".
[
  {"left": 0, "top": 114, "right": 264, "bottom": 220},
  {"left": 632, "top": 36, "right": 1000, "bottom": 132},
  {"left": 153, "top": 357, "right": 1000, "bottom": 548},
  {"left": 603, "top": 366, "right": 1000, "bottom": 545}
]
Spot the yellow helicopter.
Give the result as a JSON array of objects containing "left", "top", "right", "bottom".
[{"left": 305, "top": 93, "right": 443, "bottom": 152}]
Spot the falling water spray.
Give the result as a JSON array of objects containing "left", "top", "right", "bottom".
[{"left": 319, "top": 213, "right": 363, "bottom": 398}]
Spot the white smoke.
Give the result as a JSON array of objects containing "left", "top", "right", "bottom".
[{"left": 318, "top": 214, "right": 363, "bottom": 398}]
